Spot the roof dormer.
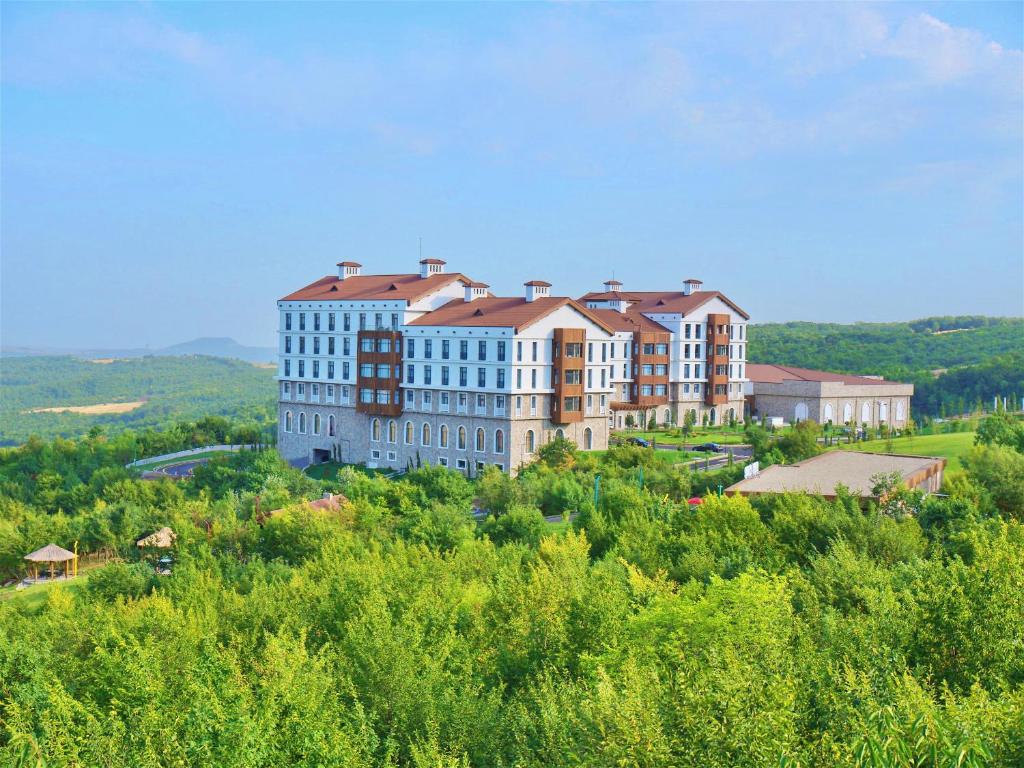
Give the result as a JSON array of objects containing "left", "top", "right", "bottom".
[
  {"left": 419, "top": 258, "right": 446, "bottom": 278},
  {"left": 464, "top": 282, "right": 489, "bottom": 302},
  {"left": 337, "top": 261, "right": 362, "bottom": 280},
  {"left": 682, "top": 277, "right": 703, "bottom": 296},
  {"left": 524, "top": 280, "right": 551, "bottom": 302}
]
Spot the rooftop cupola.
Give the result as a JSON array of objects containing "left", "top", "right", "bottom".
[
  {"left": 337, "top": 261, "right": 362, "bottom": 280},
  {"left": 524, "top": 280, "right": 551, "bottom": 302},
  {"left": 682, "top": 277, "right": 703, "bottom": 296},
  {"left": 419, "top": 258, "right": 446, "bottom": 278},
  {"left": 464, "top": 282, "right": 489, "bottom": 302},
  {"left": 603, "top": 279, "right": 622, "bottom": 293}
]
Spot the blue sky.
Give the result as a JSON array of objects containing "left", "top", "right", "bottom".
[{"left": 2, "top": 1, "right": 1021, "bottom": 348}]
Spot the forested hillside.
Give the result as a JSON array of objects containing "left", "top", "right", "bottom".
[
  {"left": 749, "top": 317, "right": 1023, "bottom": 417},
  {"left": 2, "top": 420, "right": 1023, "bottom": 767},
  {"left": 0, "top": 356, "right": 276, "bottom": 445}
]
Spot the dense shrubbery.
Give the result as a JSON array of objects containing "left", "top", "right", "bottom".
[{"left": 1, "top": 422, "right": 1023, "bottom": 766}]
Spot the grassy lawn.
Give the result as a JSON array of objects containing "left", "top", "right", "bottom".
[
  {"left": 617, "top": 428, "right": 752, "bottom": 446},
  {"left": 138, "top": 449, "right": 236, "bottom": 471},
  {"left": 832, "top": 431, "right": 976, "bottom": 472},
  {"left": 305, "top": 461, "right": 391, "bottom": 480},
  {"left": 0, "top": 575, "right": 91, "bottom": 612}
]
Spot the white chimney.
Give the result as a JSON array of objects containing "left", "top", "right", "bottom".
[
  {"left": 604, "top": 279, "right": 622, "bottom": 293},
  {"left": 464, "top": 282, "right": 489, "bottom": 302},
  {"left": 682, "top": 277, "right": 703, "bottom": 296},
  {"left": 524, "top": 280, "right": 551, "bottom": 302},
  {"left": 419, "top": 258, "right": 446, "bottom": 278},
  {"left": 337, "top": 261, "right": 362, "bottom": 280}
]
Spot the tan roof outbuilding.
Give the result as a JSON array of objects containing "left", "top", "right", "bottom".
[
  {"left": 746, "top": 363, "right": 892, "bottom": 386},
  {"left": 24, "top": 544, "right": 76, "bottom": 562}
]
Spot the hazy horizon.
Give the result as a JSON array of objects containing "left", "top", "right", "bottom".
[{"left": 2, "top": 1, "right": 1022, "bottom": 349}]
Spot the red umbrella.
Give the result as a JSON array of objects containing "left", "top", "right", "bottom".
[{"left": 687, "top": 497, "right": 703, "bottom": 505}]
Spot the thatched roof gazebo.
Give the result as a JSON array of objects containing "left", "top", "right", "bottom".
[
  {"left": 136, "top": 527, "right": 177, "bottom": 549},
  {"left": 24, "top": 543, "right": 78, "bottom": 581}
]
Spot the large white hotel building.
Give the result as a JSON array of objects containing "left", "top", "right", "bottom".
[{"left": 277, "top": 259, "right": 749, "bottom": 473}]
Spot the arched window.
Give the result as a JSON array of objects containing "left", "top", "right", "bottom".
[
  {"left": 422, "top": 422, "right": 431, "bottom": 446},
  {"left": 299, "top": 412, "right": 307, "bottom": 433},
  {"left": 583, "top": 427, "right": 593, "bottom": 450},
  {"left": 457, "top": 426, "right": 467, "bottom": 450},
  {"left": 440, "top": 424, "right": 449, "bottom": 448},
  {"left": 526, "top": 429, "right": 535, "bottom": 454},
  {"left": 284, "top": 411, "right": 293, "bottom": 432},
  {"left": 879, "top": 402, "right": 888, "bottom": 423},
  {"left": 404, "top": 421, "right": 414, "bottom": 445},
  {"left": 861, "top": 402, "right": 871, "bottom": 424},
  {"left": 313, "top": 414, "right": 321, "bottom": 435},
  {"left": 709, "top": 408, "right": 717, "bottom": 425},
  {"left": 387, "top": 420, "right": 397, "bottom": 443},
  {"left": 896, "top": 400, "right": 905, "bottom": 421},
  {"left": 824, "top": 403, "right": 834, "bottom": 423},
  {"left": 371, "top": 418, "right": 381, "bottom": 441},
  {"left": 494, "top": 429, "right": 504, "bottom": 454},
  {"left": 795, "top": 402, "right": 808, "bottom": 422},
  {"left": 475, "top": 428, "right": 485, "bottom": 452},
  {"left": 843, "top": 403, "right": 852, "bottom": 423},
  {"left": 555, "top": 428, "right": 564, "bottom": 440},
  {"left": 328, "top": 414, "right": 336, "bottom": 436}
]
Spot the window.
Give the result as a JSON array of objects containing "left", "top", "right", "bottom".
[
  {"left": 370, "top": 449, "right": 381, "bottom": 460},
  {"left": 565, "top": 343, "right": 582, "bottom": 358},
  {"left": 387, "top": 420, "right": 397, "bottom": 443},
  {"left": 328, "top": 414, "right": 336, "bottom": 436},
  {"left": 391, "top": 314, "right": 398, "bottom": 330},
  {"left": 457, "top": 392, "right": 468, "bottom": 412},
  {"left": 459, "top": 340, "right": 468, "bottom": 360},
  {"left": 641, "top": 384, "right": 654, "bottom": 396},
  {"left": 360, "top": 338, "right": 374, "bottom": 353},
  {"left": 517, "top": 341, "right": 523, "bottom": 361},
  {"left": 655, "top": 343, "right": 668, "bottom": 355},
  {"left": 530, "top": 395, "right": 537, "bottom": 416},
  {"left": 516, "top": 369, "right": 522, "bottom": 388},
  {"left": 438, "top": 457, "right": 449, "bottom": 467},
  {"left": 475, "top": 428, "right": 485, "bottom": 452},
  {"left": 299, "top": 337, "right": 306, "bottom": 354},
  {"left": 714, "top": 384, "right": 728, "bottom": 395},
  {"left": 360, "top": 388, "right": 373, "bottom": 404},
  {"left": 441, "top": 366, "right": 450, "bottom": 386},
  {"left": 298, "top": 412, "right": 307, "bottom": 433},
  {"left": 456, "top": 458, "right": 467, "bottom": 470},
  {"left": 497, "top": 369, "right": 505, "bottom": 388},
  {"left": 298, "top": 383, "right": 305, "bottom": 396},
  {"left": 476, "top": 393, "right": 486, "bottom": 414},
  {"left": 643, "top": 343, "right": 655, "bottom": 355},
  {"left": 406, "top": 390, "right": 415, "bottom": 406},
  {"left": 587, "top": 343, "right": 593, "bottom": 362},
  {"left": 424, "top": 366, "right": 432, "bottom": 385},
  {"left": 312, "top": 384, "right": 320, "bottom": 398},
  {"left": 515, "top": 396, "right": 522, "bottom": 415},
  {"left": 497, "top": 341, "right": 506, "bottom": 361},
  {"left": 532, "top": 342, "right": 538, "bottom": 361},
  {"left": 642, "top": 364, "right": 654, "bottom": 376},
  {"left": 531, "top": 369, "right": 537, "bottom": 388},
  {"left": 423, "top": 391, "right": 432, "bottom": 406},
  {"left": 313, "top": 414, "right": 321, "bottom": 434},
  {"left": 284, "top": 411, "right": 293, "bottom": 432},
  {"left": 477, "top": 367, "right": 486, "bottom": 387},
  {"left": 343, "top": 337, "right": 351, "bottom": 355},
  {"left": 374, "top": 313, "right": 382, "bottom": 329},
  {"left": 478, "top": 340, "right": 487, "bottom": 361},
  {"left": 601, "top": 343, "right": 607, "bottom": 362},
  {"left": 565, "top": 370, "right": 582, "bottom": 385},
  {"left": 298, "top": 360, "right": 305, "bottom": 377},
  {"left": 371, "top": 419, "right": 381, "bottom": 441},
  {"left": 377, "top": 389, "right": 391, "bottom": 405},
  {"left": 343, "top": 313, "right": 351, "bottom": 331},
  {"left": 494, "top": 429, "right": 505, "bottom": 454},
  {"left": 312, "top": 360, "right": 320, "bottom": 378},
  {"left": 421, "top": 423, "right": 431, "bottom": 446},
  {"left": 654, "top": 384, "right": 667, "bottom": 396},
  {"left": 284, "top": 360, "right": 291, "bottom": 376},
  {"left": 407, "top": 364, "right": 415, "bottom": 384},
  {"left": 378, "top": 338, "right": 391, "bottom": 353},
  {"left": 299, "top": 313, "right": 306, "bottom": 331},
  {"left": 386, "top": 450, "right": 397, "bottom": 462},
  {"left": 283, "top": 381, "right": 291, "bottom": 398},
  {"left": 586, "top": 394, "right": 593, "bottom": 414},
  {"left": 716, "top": 345, "right": 728, "bottom": 356},
  {"left": 327, "top": 361, "right": 335, "bottom": 379},
  {"left": 328, "top": 313, "right": 335, "bottom": 332},
  {"left": 526, "top": 430, "right": 535, "bottom": 454},
  {"left": 376, "top": 364, "right": 390, "bottom": 378},
  {"left": 495, "top": 395, "right": 505, "bottom": 415},
  {"left": 459, "top": 367, "right": 468, "bottom": 387},
  {"left": 564, "top": 397, "right": 581, "bottom": 412},
  {"left": 313, "top": 313, "right": 320, "bottom": 332},
  {"left": 440, "top": 424, "right": 449, "bottom": 448},
  {"left": 404, "top": 421, "right": 414, "bottom": 444},
  {"left": 285, "top": 313, "right": 292, "bottom": 331},
  {"left": 442, "top": 339, "right": 450, "bottom": 359},
  {"left": 360, "top": 363, "right": 373, "bottom": 378},
  {"left": 440, "top": 392, "right": 450, "bottom": 411},
  {"left": 421, "top": 339, "right": 431, "bottom": 359},
  {"left": 407, "top": 338, "right": 415, "bottom": 358},
  {"left": 285, "top": 336, "right": 292, "bottom": 353},
  {"left": 342, "top": 362, "right": 350, "bottom": 379}
]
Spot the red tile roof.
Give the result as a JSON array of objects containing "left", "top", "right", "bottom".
[
  {"left": 587, "top": 308, "right": 670, "bottom": 333},
  {"left": 336, "top": 261, "right": 362, "bottom": 267},
  {"left": 524, "top": 280, "right": 552, "bottom": 287},
  {"left": 747, "top": 363, "right": 892, "bottom": 385},
  {"left": 280, "top": 272, "right": 471, "bottom": 303},
  {"left": 578, "top": 289, "right": 749, "bottom": 319},
  {"left": 407, "top": 296, "right": 616, "bottom": 334}
]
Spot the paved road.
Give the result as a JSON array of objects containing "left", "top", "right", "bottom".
[{"left": 158, "top": 460, "right": 207, "bottom": 478}]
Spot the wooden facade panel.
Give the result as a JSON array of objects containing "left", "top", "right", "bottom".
[
  {"left": 551, "top": 328, "right": 585, "bottom": 424},
  {"left": 355, "top": 329, "right": 404, "bottom": 417}
]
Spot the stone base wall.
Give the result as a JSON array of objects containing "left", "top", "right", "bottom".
[{"left": 609, "top": 397, "right": 746, "bottom": 430}]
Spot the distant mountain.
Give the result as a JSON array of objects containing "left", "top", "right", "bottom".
[
  {"left": 158, "top": 337, "right": 276, "bottom": 363},
  {"left": 2, "top": 337, "right": 276, "bottom": 364}
]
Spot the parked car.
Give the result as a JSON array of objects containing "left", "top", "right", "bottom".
[
  {"left": 625, "top": 437, "right": 650, "bottom": 447},
  {"left": 692, "top": 442, "right": 722, "bottom": 453}
]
